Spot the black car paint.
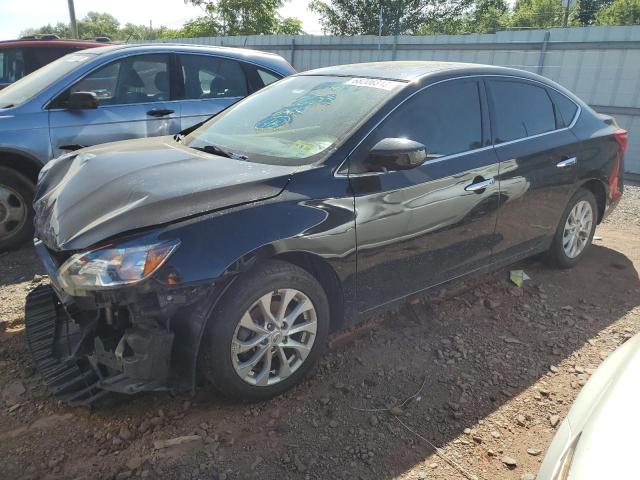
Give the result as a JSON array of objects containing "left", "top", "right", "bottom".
[
  {"left": 29, "top": 63, "right": 623, "bottom": 403},
  {"left": 33, "top": 136, "right": 297, "bottom": 251}
]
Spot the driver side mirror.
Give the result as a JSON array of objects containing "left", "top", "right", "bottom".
[
  {"left": 68, "top": 91, "right": 98, "bottom": 110},
  {"left": 366, "top": 138, "right": 427, "bottom": 172}
]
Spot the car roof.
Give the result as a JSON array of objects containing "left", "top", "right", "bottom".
[
  {"left": 0, "top": 39, "right": 107, "bottom": 49},
  {"left": 87, "top": 43, "right": 285, "bottom": 62},
  {"left": 299, "top": 61, "right": 543, "bottom": 83}
]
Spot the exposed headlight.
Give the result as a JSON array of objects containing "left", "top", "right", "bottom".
[
  {"left": 553, "top": 433, "right": 581, "bottom": 480},
  {"left": 58, "top": 240, "right": 180, "bottom": 292}
]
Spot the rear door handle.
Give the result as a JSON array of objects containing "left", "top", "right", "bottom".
[
  {"left": 465, "top": 177, "right": 495, "bottom": 193},
  {"left": 556, "top": 156, "right": 577, "bottom": 168},
  {"left": 147, "top": 108, "right": 175, "bottom": 117}
]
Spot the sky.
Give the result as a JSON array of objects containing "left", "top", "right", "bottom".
[{"left": 0, "top": 0, "right": 324, "bottom": 40}]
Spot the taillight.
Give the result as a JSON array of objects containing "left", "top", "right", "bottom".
[
  {"left": 613, "top": 128, "right": 628, "bottom": 153},
  {"left": 609, "top": 128, "right": 627, "bottom": 202}
]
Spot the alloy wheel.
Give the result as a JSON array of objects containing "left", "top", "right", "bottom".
[
  {"left": 0, "top": 185, "right": 27, "bottom": 241},
  {"left": 562, "top": 200, "right": 593, "bottom": 259},
  {"left": 231, "top": 288, "right": 317, "bottom": 386}
]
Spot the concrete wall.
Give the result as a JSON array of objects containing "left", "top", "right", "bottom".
[{"left": 152, "top": 26, "right": 640, "bottom": 174}]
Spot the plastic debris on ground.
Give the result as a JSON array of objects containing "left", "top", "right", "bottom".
[{"left": 509, "top": 270, "right": 530, "bottom": 287}]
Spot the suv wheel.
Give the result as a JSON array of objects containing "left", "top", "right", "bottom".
[
  {"left": 200, "top": 260, "right": 330, "bottom": 401},
  {"left": 547, "top": 188, "right": 598, "bottom": 269},
  {"left": 0, "top": 167, "right": 35, "bottom": 251}
]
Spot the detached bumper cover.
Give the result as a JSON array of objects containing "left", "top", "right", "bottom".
[{"left": 25, "top": 284, "right": 175, "bottom": 405}]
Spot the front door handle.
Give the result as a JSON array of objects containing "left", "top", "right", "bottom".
[
  {"left": 465, "top": 177, "right": 495, "bottom": 193},
  {"left": 556, "top": 156, "right": 577, "bottom": 168},
  {"left": 147, "top": 108, "right": 175, "bottom": 117}
]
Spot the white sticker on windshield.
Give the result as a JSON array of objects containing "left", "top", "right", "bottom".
[
  {"left": 65, "top": 55, "right": 90, "bottom": 62},
  {"left": 346, "top": 78, "right": 399, "bottom": 90}
]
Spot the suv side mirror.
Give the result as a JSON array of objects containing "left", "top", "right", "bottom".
[
  {"left": 68, "top": 91, "right": 98, "bottom": 110},
  {"left": 366, "top": 138, "right": 427, "bottom": 172}
]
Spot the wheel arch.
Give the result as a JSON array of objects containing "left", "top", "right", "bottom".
[
  {"left": 270, "top": 251, "right": 345, "bottom": 332},
  {"left": 207, "top": 246, "right": 346, "bottom": 332},
  {"left": 578, "top": 178, "right": 607, "bottom": 224},
  {"left": 0, "top": 148, "right": 43, "bottom": 185},
  {"left": 185, "top": 247, "right": 346, "bottom": 390}
]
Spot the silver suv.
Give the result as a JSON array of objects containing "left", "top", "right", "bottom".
[{"left": 0, "top": 44, "right": 295, "bottom": 250}]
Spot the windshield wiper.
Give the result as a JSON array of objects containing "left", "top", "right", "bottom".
[
  {"left": 0, "top": 104, "right": 15, "bottom": 109},
  {"left": 192, "top": 143, "right": 248, "bottom": 161}
]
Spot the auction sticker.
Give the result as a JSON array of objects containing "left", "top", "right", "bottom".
[{"left": 346, "top": 78, "right": 400, "bottom": 90}]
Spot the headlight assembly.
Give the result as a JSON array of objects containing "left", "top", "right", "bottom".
[{"left": 58, "top": 240, "right": 180, "bottom": 292}]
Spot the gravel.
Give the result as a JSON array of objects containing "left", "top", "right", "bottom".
[{"left": 604, "top": 183, "right": 640, "bottom": 228}]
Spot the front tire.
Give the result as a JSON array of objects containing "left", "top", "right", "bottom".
[
  {"left": 0, "top": 167, "right": 35, "bottom": 251},
  {"left": 546, "top": 188, "right": 597, "bottom": 269},
  {"left": 200, "top": 260, "right": 330, "bottom": 401}
]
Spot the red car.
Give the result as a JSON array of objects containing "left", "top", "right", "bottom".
[{"left": 0, "top": 35, "right": 108, "bottom": 89}]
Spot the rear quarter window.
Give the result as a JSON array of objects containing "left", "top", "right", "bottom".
[
  {"left": 548, "top": 89, "right": 579, "bottom": 128},
  {"left": 257, "top": 68, "right": 281, "bottom": 87}
]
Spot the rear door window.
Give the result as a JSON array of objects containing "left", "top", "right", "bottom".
[
  {"left": 179, "top": 54, "right": 248, "bottom": 100},
  {"left": 487, "top": 80, "right": 556, "bottom": 143}
]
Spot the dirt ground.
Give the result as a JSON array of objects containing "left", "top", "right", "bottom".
[{"left": 1, "top": 186, "right": 639, "bottom": 480}]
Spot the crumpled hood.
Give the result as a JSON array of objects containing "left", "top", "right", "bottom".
[{"left": 34, "top": 136, "right": 295, "bottom": 251}]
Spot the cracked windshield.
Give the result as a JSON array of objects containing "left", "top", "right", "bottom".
[{"left": 185, "top": 75, "right": 403, "bottom": 165}]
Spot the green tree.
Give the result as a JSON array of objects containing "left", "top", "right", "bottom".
[
  {"left": 77, "top": 11, "right": 120, "bottom": 39},
  {"left": 176, "top": 16, "right": 222, "bottom": 37},
  {"left": 510, "top": 0, "right": 569, "bottom": 28},
  {"left": 120, "top": 22, "right": 152, "bottom": 41},
  {"left": 310, "top": 0, "right": 472, "bottom": 36},
  {"left": 20, "top": 22, "right": 71, "bottom": 38},
  {"left": 595, "top": 0, "right": 640, "bottom": 23},
  {"left": 465, "top": 0, "right": 510, "bottom": 32},
  {"left": 576, "top": 0, "right": 613, "bottom": 25},
  {"left": 275, "top": 17, "right": 304, "bottom": 34},
  {"left": 185, "top": 0, "right": 301, "bottom": 35},
  {"left": 20, "top": 12, "right": 153, "bottom": 41}
]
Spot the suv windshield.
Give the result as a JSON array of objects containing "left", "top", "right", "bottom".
[
  {"left": 0, "top": 52, "right": 95, "bottom": 108},
  {"left": 184, "top": 75, "right": 404, "bottom": 165}
]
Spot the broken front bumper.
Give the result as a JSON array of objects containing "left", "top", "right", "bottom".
[{"left": 25, "top": 284, "right": 175, "bottom": 405}]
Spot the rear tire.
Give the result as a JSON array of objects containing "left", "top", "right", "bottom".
[
  {"left": 200, "top": 260, "right": 330, "bottom": 401},
  {"left": 546, "top": 188, "right": 598, "bottom": 269},
  {"left": 0, "top": 167, "right": 35, "bottom": 251}
]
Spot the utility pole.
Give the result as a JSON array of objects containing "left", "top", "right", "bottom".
[
  {"left": 378, "top": 5, "right": 383, "bottom": 52},
  {"left": 67, "top": 0, "right": 78, "bottom": 38},
  {"left": 561, "top": 0, "right": 573, "bottom": 27}
]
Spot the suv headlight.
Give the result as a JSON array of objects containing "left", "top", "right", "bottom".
[{"left": 58, "top": 240, "right": 180, "bottom": 292}]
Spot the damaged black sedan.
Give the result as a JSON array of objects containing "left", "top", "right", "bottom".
[{"left": 26, "top": 62, "right": 625, "bottom": 405}]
